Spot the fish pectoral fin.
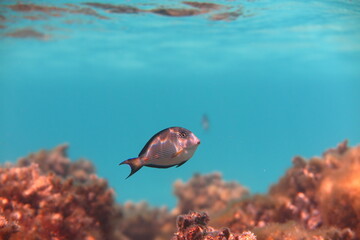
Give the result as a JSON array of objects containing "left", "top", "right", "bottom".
[
  {"left": 176, "top": 160, "right": 188, "bottom": 168},
  {"left": 172, "top": 149, "right": 184, "bottom": 158}
]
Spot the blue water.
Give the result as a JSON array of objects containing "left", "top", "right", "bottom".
[{"left": 1, "top": 0, "right": 360, "bottom": 208}]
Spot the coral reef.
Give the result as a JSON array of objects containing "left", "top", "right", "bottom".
[
  {"left": 253, "top": 222, "right": 355, "bottom": 240},
  {"left": 1, "top": 141, "right": 360, "bottom": 240},
  {"left": 119, "top": 201, "right": 173, "bottom": 240},
  {"left": 0, "top": 145, "right": 126, "bottom": 240},
  {"left": 172, "top": 211, "right": 256, "bottom": 240},
  {"left": 16, "top": 144, "right": 95, "bottom": 183},
  {"left": 173, "top": 172, "right": 249, "bottom": 215},
  {"left": 210, "top": 140, "right": 360, "bottom": 240},
  {"left": 0, "top": 151, "right": 124, "bottom": 240}
]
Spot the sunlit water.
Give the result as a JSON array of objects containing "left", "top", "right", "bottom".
[{"left": 1, "top": 0, "right": 360, "bottom": 208}]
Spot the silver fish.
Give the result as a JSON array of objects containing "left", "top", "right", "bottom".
[{"left": 120, "top": 127, "right": 200, "bottom": 178}]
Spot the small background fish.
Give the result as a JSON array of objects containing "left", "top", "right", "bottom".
[
  {"left": 202, "top": 114, "right": 210, "bottom": 131},
  {"left": 120, "top": 127, "right": 200, "bottom": 178}
]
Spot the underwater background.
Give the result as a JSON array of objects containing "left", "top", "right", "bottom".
[{"left": 0, "top": 0, "right": 360, "bottom": 210}]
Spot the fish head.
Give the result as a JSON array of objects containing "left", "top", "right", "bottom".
[{"left": 172, "top": 127, "right": 200, "bottom": 150}]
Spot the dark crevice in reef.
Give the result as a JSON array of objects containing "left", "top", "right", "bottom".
[{"left": 1, "top": 140, "right": 360, "bottom": 239}]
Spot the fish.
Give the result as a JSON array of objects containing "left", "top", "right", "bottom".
[
  {"left": 119, "top": 127, "right": 200, "bottom": 179},
  {"left": 201, "top": 114, "right": 209, "bottom": 131}
]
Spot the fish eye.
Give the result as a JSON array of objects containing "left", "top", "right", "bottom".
[{"left": 178, "top": 131, "right": 188, "bottom": 138}]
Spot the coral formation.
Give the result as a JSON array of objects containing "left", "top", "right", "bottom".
[
  {"left": 119, "top": 201, "right": 175, "bottom": 240},
  {"left": 0, "top": 150, "right": 123, "bottom": 240},
  {"left": 172, "top": 211, "right": 256, "bottom": 240},
  {"left": 173, "top": 172, "right": 249, "bottom": 215},
  {"left": 0, "top": 145, "right": 126, "bottom": 240},
  {"left": 210, "top": 140, "right": 360, "bottom": 240},
  {"left": 253, "top": 222, "right": 355, "bottom": 240},
  {"left": 16, "top": 144, "right": 95, "bottom": 183},
  {"left": 1, "top": 141, "right": 360, "bottom": 240}
]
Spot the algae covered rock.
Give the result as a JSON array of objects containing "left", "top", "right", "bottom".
[
  {"left": 172, "top": 211, "right": 256, "bottom": 240},
  {"left": 173, "top": 172, "right": 249, "bottom": 215}
]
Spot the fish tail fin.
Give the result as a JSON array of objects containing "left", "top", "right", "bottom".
[{"left": 119, "top": 157, "right": 143, "bottom": 179}]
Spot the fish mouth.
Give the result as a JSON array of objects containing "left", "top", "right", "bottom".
[{"left": 187, "top": 141, "right": 200, "bottom": 150}]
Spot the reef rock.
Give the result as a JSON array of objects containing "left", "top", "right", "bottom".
[
  {"left": 0, "top": 145, "right": 125, "bottom": 240},
  {"left": 0, "top": 163, "right": 123, "bottom": 240},
  {"left": 172, "top": 211, "right": 256, "bottom": 240},
  {"left": 1, "top": 141, "right": 360, "bottom": 240},
  {"left": 16, "top": 144, "right": 95, "bottom": 183},
  {"left": 119, "top": 201, "right": 174, "bottom": 240},
  {"left": 173, "top": 172, "right": 249, "bottom": 215},
  {"left": 210, "top": 140, "right": 360, "bottom": 240}
]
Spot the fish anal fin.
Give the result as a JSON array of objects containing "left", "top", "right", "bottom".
[
  {"left": 176, "top": 160, "right": 188, "bottom": 168},
  {"left": 146, "top": 164, "right": 176, "bottom": 169},
  {"left": 119, "top": 157, "right": 143, "bottom": 179}
]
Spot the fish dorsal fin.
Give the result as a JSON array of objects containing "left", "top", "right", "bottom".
[{"left": 138, "top": 127, "right": 171, "bottom": 156}]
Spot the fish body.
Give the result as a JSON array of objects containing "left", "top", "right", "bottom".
[{"left": 120, "top": 127, "right": 200, "bottom": 178}]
